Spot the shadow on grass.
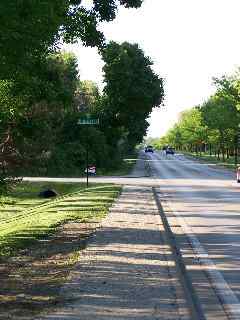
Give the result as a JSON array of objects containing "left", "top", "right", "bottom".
[{"left": 0, "top": 184, "right": 121, "bottom": 319}]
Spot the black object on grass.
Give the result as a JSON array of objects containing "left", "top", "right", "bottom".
[{"left": 38, "top": 189, "right": 58, "bottom": 198}]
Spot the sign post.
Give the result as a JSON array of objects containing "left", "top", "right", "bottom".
[{"left": 77, "top": 116, "right": 99, "bottom": 187}]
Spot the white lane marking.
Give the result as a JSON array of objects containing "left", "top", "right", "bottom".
[{"left": 164, "top": 195, "right": 240, "bottom": 320}]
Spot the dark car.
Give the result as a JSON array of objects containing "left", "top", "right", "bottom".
[
  {"left": 166, "top": 147, "right": 175, "bottom": 155},
  {"left": 145, "top": 145, "right": 154, "bottom": 153}
]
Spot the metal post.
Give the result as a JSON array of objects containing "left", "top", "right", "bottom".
[{"left": 78, "top": 114, "right": 99, "bottom": 187}]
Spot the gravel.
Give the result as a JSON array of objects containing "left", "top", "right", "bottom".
[{"left": 37, "top": 186, "right": 189, "bottom": 320}]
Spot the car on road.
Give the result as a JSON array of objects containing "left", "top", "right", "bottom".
[
  {"left": 145, "top": 145, "right": 154, "bottom": 153},
  {"left": 166, "top": 147, "right": 175, "bottom": 155}
]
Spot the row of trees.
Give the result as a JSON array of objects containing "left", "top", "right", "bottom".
[
  {"left": 0, "top": 1, "right": 164, "bottom": 192},
  {"left": 155, "top": 68, "right": 240, "bottom": 161}
]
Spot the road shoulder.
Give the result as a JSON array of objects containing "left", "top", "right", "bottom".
[{"left": 37, "top": 185, "right": 190, "bottom": 320}]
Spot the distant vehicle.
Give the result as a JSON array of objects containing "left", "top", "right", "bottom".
[
  {"left": 166, "top": 147, "right": 175, "bottom": 155},
  {"left": 145, "top": 145, "right": 154, "bottom": 153}
]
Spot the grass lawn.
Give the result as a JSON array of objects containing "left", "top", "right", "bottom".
[
  {"left": 0, "top": 181, "right": 121, "bottom": 319},
  {"left": 0, "top": 181, "right": 121, "bottom": 257}
]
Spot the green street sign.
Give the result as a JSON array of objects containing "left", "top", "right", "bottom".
[{"left": 78, "top": 118, "right": 99, "bottom": 125}]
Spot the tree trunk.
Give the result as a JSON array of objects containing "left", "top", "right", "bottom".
[
  {"left": 222, "top": 148, "right": 225, "bottom": 162},
  {"left": 219, "top": 131, "right": 225, "bottom": 162},
  {"left": 226, "top": 148, "right": 229, "bottom": 159}
]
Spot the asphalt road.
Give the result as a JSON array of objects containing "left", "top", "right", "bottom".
[
  {"left": 147, "top": 150, "right": 240, "bottom": 318},
  {"left": 25, "top": 150, "right": 240, "bottom": 318}
]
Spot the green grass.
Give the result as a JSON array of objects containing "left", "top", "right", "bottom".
[
  {"left": 97, "top": 152, "right": 138, "bottom": 176},
  {"left": 98, "top": 157, "right": 137, "bottom": 176},
  {"left": 183, "top": 151, "right": 237, "bottom": 170},
  {"left": 0, "top": 181, "right": 85, "bottom": 207},
  {"left": 0, "top": 182, "right": 121, "bottom": 257}
]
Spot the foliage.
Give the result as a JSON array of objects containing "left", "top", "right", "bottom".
[
  {"left": 101, "top": 41, "right": 164, "bottom": 150},
  {"left": 75, "top": 80, "right": 101, "bottom": 113},
  {"left": 1, "top": 45, "right": 159, "bottom": 181},
  {"left": 201, "top": 93, "right": 239, "bottom": 133},
  {"left": 0, "top": 52, "right": 80, "bottom": 182},
  {"left": 0, "top": 1, "right": 151, "bottom": 190},
  {"left": 47, "top": 122, "right": 111, "bottom": 176},
  {"left": 158, "top": 67, "right": 240, "bottom": 161},
  {"left": 213, "top": 68, "right": 240, "bottom": 111},
  {"left": 0, "top": 0, "right": 143, "bottom": 79},
  {"left": 159, "top": 108, "right": 208, "bottom": 150},
  {"left": 177, "top": 108, "right": 208, "bottom": 146}
]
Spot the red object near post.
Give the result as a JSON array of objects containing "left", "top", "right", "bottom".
[{"left": 237, "top": 167, "right": 240, "bottom": 183}]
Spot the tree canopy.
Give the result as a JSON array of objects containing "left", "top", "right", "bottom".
[
  {"left": 101, "top": 41, "right": 164, "bottom": 148},
  {"left": 0, "top": 2, "right": 168, "bottom": 192},
  {"left": 0, "top": 0, "right": 143, "bottom": 79},
  {"left": 0, "top": 52, "right": 79, "bottom": 178},
  {"left": 155, "top": 67, "right": 240, "bottom": 161}
]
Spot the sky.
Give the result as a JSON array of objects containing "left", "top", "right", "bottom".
[{"left": 65, "top": 0, "right": 240, "bottom": 138}]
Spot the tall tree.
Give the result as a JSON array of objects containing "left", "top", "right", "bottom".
[
  {"left": 0, "top": 52, "right": 79, "bottom": 178},
  {"left": 200, "top": 92, "right": 239, "bottom": 159},
  {"left": 160, "top": 108, "right": 209, "bottom": 153},
  {"left": 101, "top": 41, "right": 164, "bottom": 149},
  {"left": 213, "top": 69, "right": 240, "bottom": 110}
]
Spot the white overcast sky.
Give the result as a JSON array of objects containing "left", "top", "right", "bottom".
[{"left": 65, "top": 0, "right": 240, "bottom": 138}]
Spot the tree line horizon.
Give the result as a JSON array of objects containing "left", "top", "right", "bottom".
[{"left": 149, "top": 68, "right": 240, "bottom": 163}]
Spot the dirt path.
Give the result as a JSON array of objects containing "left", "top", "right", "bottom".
[
  {"left": 0, "top": 220, "right": 100, "bottom": 320},
  {"left": 37, "top": 186, "right": 190, "bottom": 320}
]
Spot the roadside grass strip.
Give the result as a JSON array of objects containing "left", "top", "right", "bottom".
[
  {"left": 0, "top": 183, "right": 121, "bottom": 257},
  {"left": 183, "top": 151, "right": 236, "bottom": 169}
]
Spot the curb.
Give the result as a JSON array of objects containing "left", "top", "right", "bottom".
[{"left": 152, "top": 187, "right": 206, "bottom": 320}]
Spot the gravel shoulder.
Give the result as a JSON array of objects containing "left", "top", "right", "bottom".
[{"left": 37, "top": 186, "right": 190, "bottom": 320}]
